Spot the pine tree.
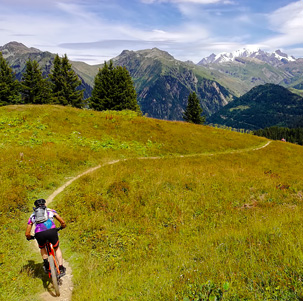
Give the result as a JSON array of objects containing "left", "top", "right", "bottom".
[
  {"left": 0, "top": 52, "right": 20, "bottom": 106},
  {"left": 114, "top": 66, "right": 140, "bottom": 111},
  {"left": 49, "top": 54, "right": 84, "bottom": 108},
  {"left": 90, "top": 61, "right": 113, "bottom": 111},
  {"left": 21, "top": 59, "right": 51, "bottom": 104},
  {"left": 91, "top": 60, "right": 140, "bottom": 113},
  {"left": 183, "top": 92, "right": 205, "bottom": 124}
]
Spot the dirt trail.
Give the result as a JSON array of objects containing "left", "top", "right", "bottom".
[
  {"left": 37, "top": 160, "right": 122, "bottom": 300},
  {"left": 39, "top": 260, "right": 73, "bottom": 301},
  {"left": 38, "top": 140, "right": 271, "bottom": 300}
]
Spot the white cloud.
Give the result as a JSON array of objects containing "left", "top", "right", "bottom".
[
  {"left": 236, "top": 14, "right": 252, "bottom": 24},
  {"left": 146, "top": 24, "right": 209, "bottom": 42},
  {"left": 268, "top": 1, "right": 303, "bottom": 32},
  {"left": 1, "top": 0, "right": 302, "bottom": 64},
  {"left": 56, "top": 2, "right": 95, "bottom": 20},
  {"left": 288, "top": 47, "right": 303, "bottom": 58},
  {"left": 262, "top": 1, "right": 303, "bottom": 50},
  {"left": 141, "top": 0, "right": 224, "bottom": 4}
]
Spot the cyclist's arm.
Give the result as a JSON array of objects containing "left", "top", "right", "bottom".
[
  {"left": 54, "top": 214, "right": 66, "bottom": 228},
  {"left": 25, "top": 224, "right": 32, "bottom": 239}
]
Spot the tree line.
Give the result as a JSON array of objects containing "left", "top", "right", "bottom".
[
  {"left": 0, "top": 51, "right": 205, "bottom": 124},
  {"left": 0, "top": 52, "right": 83, "bottom": 107},
  {"left": 0, "top": 52, "right": 140, "bottom": 113},
  {"left": 253, "top": 126, "right": 303, "bottom": 146}
]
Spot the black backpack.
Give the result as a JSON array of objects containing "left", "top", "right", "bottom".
[{"left": 34, "top": 205, "right": 49, "bottom": 224}]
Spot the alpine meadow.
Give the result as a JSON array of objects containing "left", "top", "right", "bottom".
[{"left": 1, "top": 105, "right": 303, "bottom": 300}]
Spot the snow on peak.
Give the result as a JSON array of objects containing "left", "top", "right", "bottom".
[
  {"left": 273, "top": 50, "right": 296, "bottom": 62},
  {"left": 199, "top": 48, "right": 296, "bottom": 65}
]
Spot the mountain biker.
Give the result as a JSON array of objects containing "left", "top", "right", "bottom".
[{"left": 25, "top": 198, "right": 67, "bottom": 276}]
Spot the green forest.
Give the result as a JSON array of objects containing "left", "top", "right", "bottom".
[
  {"left": 0, "top": 52, "right": 139, "bottom": 113},
  {"left": 254, "top": 127, "right": 303, "bottom": 146}
]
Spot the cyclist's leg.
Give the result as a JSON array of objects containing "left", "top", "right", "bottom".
[
  {"left": 35, "top": 231, "right": 50, "bottom": 272},
  {"left": 48, "top": 229, "right": 66, "bottom": 275},
  {"left": 48, "top": 229, "right": 64, "bottom": 266},
  {"left": 54, "top": 246, "right": 66, "bottom": 276},
  {"left": 35, "top": 231, "right": 48, "bottom": 259},
  {"left": 54, "top": 246, "right": 63, "bottom": 266},
  {"left": 40, "top": 247, "right": 48, "bottom": 260}
]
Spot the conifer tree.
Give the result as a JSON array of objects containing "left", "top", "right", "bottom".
[
  {"left": 49, "top": 54, "right": 83, "bottom": 108},
  {"left": 183, "top": 92, "right": 205, "bottom": 124},
  {"left": 21, "top": 59, "right": 51, "bottom": 104},
  {"left": 91, "top": 60, "right": 140, "bottom": 113},
  {"left": 0, "top": 52, "right": 20, "bottom": 105}
]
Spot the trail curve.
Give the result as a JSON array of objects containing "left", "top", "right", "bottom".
[{"left": 39, "top": 139, "right": 271, "bottom": 300}]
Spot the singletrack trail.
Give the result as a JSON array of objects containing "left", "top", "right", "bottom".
[{"left": 38, "top": 140, "right": 271, "bottom": 300}]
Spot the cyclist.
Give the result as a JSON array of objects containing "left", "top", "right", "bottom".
[{"left": 25, "top": 198, "right": 67, "bottom": 276}]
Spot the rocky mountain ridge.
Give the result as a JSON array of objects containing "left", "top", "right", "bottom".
[
  {"left": 198, "top": 48, "right": 296, "bottom": 66},
  {"left": 0, "top": 41, "right": 42, "bottom": 58},
  {"left": 198, "top": 47, "right": 303, "bottom": 96},
  {"left": 0, "top": 42, "right": 234, "bottom": 120},
  {"left": 1, "top": 41, "right": 303, "bottom": 123},
  {"left": 112, "top": 47, "right": 233, "bottom": 119}
]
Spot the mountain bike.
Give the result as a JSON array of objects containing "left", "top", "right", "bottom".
[{"left": 28, "top": 227, "right": 63, "bottom": 297}]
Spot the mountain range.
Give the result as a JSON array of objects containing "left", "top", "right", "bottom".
[
  {"left": 198, "top": 48, "right": 296, "bottom": 65},
  {"left": 208, "top": 84, "right": 303, "bottom": 130},
  {"left": 198, "top": 47, "right": 303, "bottom": 97},
  {"left": 1, "top": 41, "right": 303, "bottom": 126}
]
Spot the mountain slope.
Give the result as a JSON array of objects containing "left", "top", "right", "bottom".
[
  {"left": 207, "top": 83, "right": 303, "bottom": 130},
  {"left": 3, "top": 42, "right": 303, "bottom": 122},
  {"left": 113, "top": 48, "right": 234, "bottom": 119},
  {"left": 2, "top": 105, "right": 303, "bottom": 300},
  {"left": 199, "top": 48, "right": 296, "bottom": 65},
  {"left": 198, "top": 48, "right": 303, "bottom": 96},
  {"left": 0, "top": 42, "right": 235, "bottom": 120},
  {"left": 0, "top": 41, "right": 93, "bottom": 98}
]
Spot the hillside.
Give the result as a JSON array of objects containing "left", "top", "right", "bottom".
[
  {"left": 198, "top": 48, "right": 303, "bottom": 96},
  {"left": 3, "top": 42, "right": 303, "bottom": 123},
  {"left": 0, "top": 42, "right": 234, "bottom": 120},
  {"left": 0, "top": 42, "right": 93, "bottom": 99},
  {"left": 198, "top": 57, "right": 291, "bottom": 96},
  {"left": 113, "top": 48, "right": 234, "bottom": 119},
  {"left": 1, "top": 105, "right": 303, "bottom": 300},
  {"left": 207, "top": 84, "right": 303, "bottom": 130}
]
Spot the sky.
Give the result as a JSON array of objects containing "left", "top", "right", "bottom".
[{"left": 1, "top": 0, "right": 303, "bottom": 65}]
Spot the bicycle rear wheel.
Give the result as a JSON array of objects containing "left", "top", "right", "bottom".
[{"left": 49, "top": 255, "right": 60, "bottom": 296}]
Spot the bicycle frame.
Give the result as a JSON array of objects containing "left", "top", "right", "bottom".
[
  {"left": 28, "top": 226, "right": 63, "bottom": 296},
  {"left": 45, "top": 241, "right": 60, "bottom": 277},
  {"left": 45, "top": 238, "right": 61, "bottom": 296}
]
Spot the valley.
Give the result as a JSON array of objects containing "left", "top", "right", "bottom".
[{"left": 2, "top": 42, "right": 303, "bottom": 124}]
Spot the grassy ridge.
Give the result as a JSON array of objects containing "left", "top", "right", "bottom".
[
  {"left": 1, "top": 105, "right": 302, "bottom": 300},
  {"left": 54, "top": 142, "right": 303, "bottom": 300}
]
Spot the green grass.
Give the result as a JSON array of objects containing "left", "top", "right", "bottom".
[
  {"left": 53, "top": 142, "right": 303, "bottom": 300},
  {"left": 1, "top": 105, "right": 302, "bottom": 300}
]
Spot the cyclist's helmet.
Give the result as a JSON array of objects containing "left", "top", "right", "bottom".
[{"left": 34, "top": 198, "right": 46, "bottom": 207}]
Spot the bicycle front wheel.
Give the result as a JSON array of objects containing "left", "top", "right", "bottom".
[{"left": 49, "top": 255, "right": 60, "bottom": 296}]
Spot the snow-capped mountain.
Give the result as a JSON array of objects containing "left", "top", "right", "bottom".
[{"left": 198, "top": 48, "right": 296, "bottom": 65}]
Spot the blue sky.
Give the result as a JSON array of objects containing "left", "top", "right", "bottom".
[{"left": 0, "top": 0, "right": 303, "bottom": 65}]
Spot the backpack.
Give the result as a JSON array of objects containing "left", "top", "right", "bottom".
[{"left": 34, "top": 205, "right": 49, "bottom": 224}]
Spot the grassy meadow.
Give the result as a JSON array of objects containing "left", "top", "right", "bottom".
[{"left": 0, "top": 105, "right": 303, "bottom": 300}]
